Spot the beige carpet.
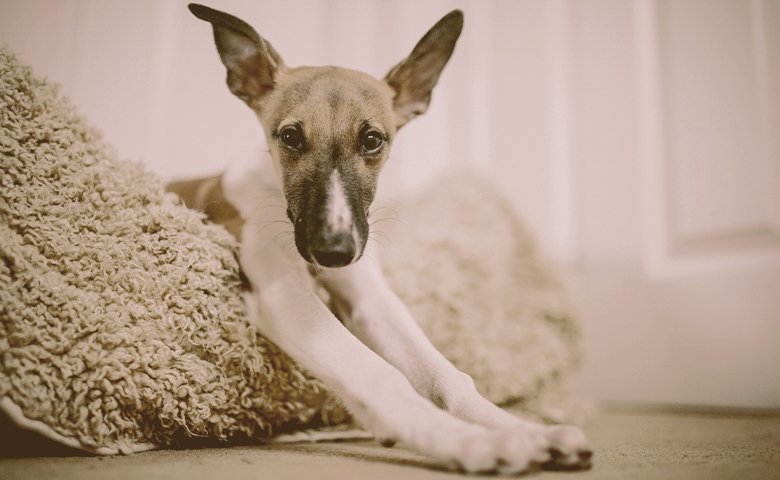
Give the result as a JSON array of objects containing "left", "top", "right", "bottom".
[{"left": 2, "top": 406, "right": 778, "bottom": 480}]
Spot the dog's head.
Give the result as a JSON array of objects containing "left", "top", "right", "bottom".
[{"left": 189, "top": 4, "right": 462, "bottom": 267}]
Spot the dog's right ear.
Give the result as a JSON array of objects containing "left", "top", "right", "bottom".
[
  {"left": 384, "top": 10, "right": 463, "bottom": 129},
  {"left": 189, "top": 3, "right": 285, "bottom": 108}
]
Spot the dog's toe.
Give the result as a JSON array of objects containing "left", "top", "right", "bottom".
[{"left": 539, "top": 425, "right": 593, "bottom": 471}]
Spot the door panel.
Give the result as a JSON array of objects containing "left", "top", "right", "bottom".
[
  {"left": 570, "top": 0, "right": 780, "bottom": 409},
  {"left": 659, "top": 0, "right": 780, "bottom": 262}
]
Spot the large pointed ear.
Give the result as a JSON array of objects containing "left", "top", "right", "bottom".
[
  {"left": 384, "top": 10, "right": 463, "bottom": 129},
  {"left": 189, "top": 3, "right": 285, "bottom": 108}
]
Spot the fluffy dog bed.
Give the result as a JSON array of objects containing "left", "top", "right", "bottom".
[{"left": 0, "top": 45, "right": 582, "bottom": 455}]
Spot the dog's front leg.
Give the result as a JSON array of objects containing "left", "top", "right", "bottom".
[
  {"left": 240, "top": 239, "right": 556, "bottom": 473},
  {"left": 319, "top": 246, "right": 592, "bottom": 469}
]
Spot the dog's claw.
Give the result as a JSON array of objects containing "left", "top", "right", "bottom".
[
  {"left": 579, "top": 449, "right": 594, "bottom": 462},
  {"left": 542, "top": 446, "right": 593, "bottom": 471},
  {"left": 378, "top": 438, "right": 396, "bottom": 448}
]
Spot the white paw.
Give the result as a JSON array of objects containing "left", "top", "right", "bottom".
[
  {"left": 539, "top": 424, "right": 593, "bottom": 470},
  {"left": 492, "top": 426, "right": 553, "bottom": 474},
  {"left": 423, "top": 424, "right": 546, "bottom": 474},
  {"left": 434, "top": 427, "right": 503, "bottom": 473},
  {"left": 419, "top": 421, "right": 592, "bottom": 474},
  {"left": 455, "top": 423, "right": 593, "bottom": 475},
  {"left": 375, "top": 412, "right": 570, "bottom": 474},
  {"left": 362, "top": 391, "right": 591, "bottom": 474}
]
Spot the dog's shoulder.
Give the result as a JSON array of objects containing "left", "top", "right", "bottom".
[
  {"left": 167, "top": 150, "right": 280, "bottom": 242},
  {"left": 167, "top": 174, "right": 244, "bottom": 240}
]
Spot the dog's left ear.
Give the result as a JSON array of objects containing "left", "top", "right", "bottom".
[
  {"left": 189, "top": 3, "right": 285, "bottom": 108},
  {"left": 385, "top": 10, "right": 463, "bottom": 129}
]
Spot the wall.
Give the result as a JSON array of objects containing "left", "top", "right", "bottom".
[{"left": 2, "top": 0, "right": 779, "bottom": 409}]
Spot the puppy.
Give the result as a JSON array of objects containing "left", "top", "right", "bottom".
[{"left": 169, "top": 3, "right": 592, "bottom": 474}]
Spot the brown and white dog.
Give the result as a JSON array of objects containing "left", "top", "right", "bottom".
[{"left": 168, "top": 4, "right": 592, "bottom": 474}]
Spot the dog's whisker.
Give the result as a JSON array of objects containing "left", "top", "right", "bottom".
[
  {"left": 369, "top": 229, "right": 391, "bottom": 242},
  {"left": 368, "top": 205, "right": 400, "bottom": 221},
  {"left": 368, "top": 230, "right": 391, "bottom": 248},
  {"left": 368, "top": 237, "right": 386, "bottom": 250},
  {"left": 308, "top": 261, "right": 323, "bottom": 275},
  {"left": 260, "top": 219, "right": 292, "bottom": 230},
  {"left": 281, "top": 236, "right": 296, "bottom": 252},
  {"left": 273, "top": 230, "right": 294, "bottom": 245},
  {"left": 369, "top": 217, "right": 400, "bottom": 228}
]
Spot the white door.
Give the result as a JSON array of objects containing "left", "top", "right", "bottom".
[{"left": 568, "top": 0, "right": 780, "bottom": 409}]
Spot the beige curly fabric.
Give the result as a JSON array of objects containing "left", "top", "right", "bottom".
[
  {"left": 0, "top": 46, "right": 348, "bottom": 454},
  {"left": 0, "top": 45, "right": 583, "bottom": 455},
  {"left": 380, "top": 175, "right": 583, "bottom": 413}
]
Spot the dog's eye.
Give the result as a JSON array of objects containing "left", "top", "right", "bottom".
[
  {"left": 360, "top": 130, "right": 384, "bottom": 154},
  {"left": 279, "top": 125, "right": 304, "bottom": 150}
]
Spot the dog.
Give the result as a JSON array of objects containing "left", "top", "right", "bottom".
[{"left": 168, "top": 3, "right": 592, "bottom": 474}]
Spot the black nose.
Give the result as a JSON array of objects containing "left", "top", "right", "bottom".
[{"left": 310, "top": 235, "right": 356, "bottom": 267}]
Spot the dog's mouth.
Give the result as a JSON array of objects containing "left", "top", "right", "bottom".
[
  {"left": 288, "top": 208, "right": 367, "bottom": 268},
  {"left": 284, "top": 169, "right": 371, "bottom": 268}
]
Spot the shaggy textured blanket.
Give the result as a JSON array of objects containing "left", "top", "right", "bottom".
[{"left": 0, "top": 45, "right": 582, "bottom": 455}]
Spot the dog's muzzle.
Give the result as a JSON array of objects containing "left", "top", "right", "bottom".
[
  {"left": 291, "top": 212, "right": 362, "bottom": 268},
  {"left": 287, "top": 171, "right": 369, "bottom": 268}
]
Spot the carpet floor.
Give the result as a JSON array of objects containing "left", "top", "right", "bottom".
[{"left": 2, "top": 407, "right": 778, "bottom": 480}]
